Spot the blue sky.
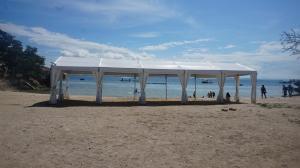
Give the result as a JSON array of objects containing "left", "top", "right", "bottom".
[{"left": 0, "top": 0, "right": 300, "bottom": 79}]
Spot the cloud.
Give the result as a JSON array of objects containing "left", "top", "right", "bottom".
[
  {"left": 184, "top": 16, "right": 200, "bottom": 27},
  {"left": 257, "top": 41, "right": 282, "bottom": 54},
  {"left": 140, "top": 38, "right": 212, "bottom": 51},
  {"left": 66, "top": 0, "right": 175, "bottom": 17},
  {"left": 31, "top": 0, "right": 178, "bottom": 26},
  {"left": 177, "top": 41, "right": 299, "bottom": 78},
  {"left": 223, "top": 44, "right": 236, "bottom": 49},
  {"left": 15, "top": 0, "right": 198, "bottom": 28},
  {"left": 181, "top": 41, "right": 293, "bottom": 63},
  {"left": 250, "top": 41, "right": 267, "bottom": 44},
  {"left": 130, "top": 32, "right": 159, "bottom": 38},
  {"left": 0, "top": 22, "right": 153, "bottom": 60}
]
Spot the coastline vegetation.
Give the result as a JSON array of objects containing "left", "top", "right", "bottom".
[{"left": 0, "top": 29, "right": 49, "bottom": 91}]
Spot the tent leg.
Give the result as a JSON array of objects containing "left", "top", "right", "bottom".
[
  {"left": 58, "top": 73, "right": 64, "bottom": 102},
  {"left": 139, "top": 70, "right": 148, "bottom": 104},
  {"left": 179, "top": 70, "right": 189, "bottom": 104},
  {"left": 65, "top": 73, "right": 70, "bottom": 99},
  {"left": 250, "top": 72, "right": 257, "bottom": 104},
  {"left": 217, "top": 71, "right": 225, "bottom": 103},
  {"left": 133, "top": 74, "right": 137, "bottom": 101},
  {"left": 235, "top": 75, "right": 240, "bottom": 103},
  {"left": 96, "top": 70, "right": 104, "bottom": 104},
  {"left": 165, "top": 75, "right": 168, "bottom": 100},
  {"left": 194, "top": 75, "right": 197, "bottom": 101},
  {"left": 49, "top": 66, "right": 57, "bottom": 104}
]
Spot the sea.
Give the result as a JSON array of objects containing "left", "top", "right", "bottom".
[{"left": 64, "top": 75, "right": 289, "bottom": 99}]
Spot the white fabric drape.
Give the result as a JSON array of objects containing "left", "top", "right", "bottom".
[
  {"left": 64, "top": 73, "right": 70, "bottom": 99},
  {"left": 96, "top": 70, "right": 104, "bottom": 104},
  {"left": 139, "top": 70, "right": 148, "bottom": 104},
  {"left": 217, "top": 71, "right": 226, "bottom": 103},
  {"left": 234, "top": 75, "right": 240, "bottom": 103},
  {"left": 49, "top": 66, "right": 61, "bottom": 104},
  {"left": 250, "top": 72, "right": 257, "bottom": 104},
  {"left": 58, "top": 72, "right": 64, "bottom": 102},
  {"left": 179, "top": 70, "right": 189, "bottom": 104}
]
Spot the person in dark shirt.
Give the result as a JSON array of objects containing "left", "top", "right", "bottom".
[
  {"left": 282, "top": 85, "right": 288, "bottom": 97},
  {"left": 261, "top": 85, "right": 267, "bottom": 99},
  {"left": 288, "top": 84, "right": 294, "bottom": 97},
  {"left": 226, "top": 92, "right": 231, "bottom": 102}
]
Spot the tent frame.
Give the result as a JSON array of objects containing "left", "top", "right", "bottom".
[{"left": 49, "top": 57, "right": 257, "bottom": 105}]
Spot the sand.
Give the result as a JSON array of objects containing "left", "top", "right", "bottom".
[{"left": 0, "top": 91, "right": 300, "bottom": 168}]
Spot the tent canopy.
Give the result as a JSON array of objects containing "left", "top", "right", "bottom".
[{"left": 54, "top": 56, "right": 255, "bottom": 77}]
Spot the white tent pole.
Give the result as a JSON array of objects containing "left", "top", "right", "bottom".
[
  {"left": 165, "top": 74, "right": 168, "bottom": 100},
  {"left": 65, "top": 73, "right": 70, "bottom": 99},
  {"left": 250, "top": 72, "right": 257, "bottom": 104},
  {"left": 217, "top": 71, "right": 225, "bottom": 103},
  {"left": 49, "top": 65, "right": 59, "bottom": 104},
  {"left": 133, "top": 74, "right": 137, "bottom": 101},
  {"left": 179, "top": 70, "right": 189, "bottom": 104},
  {"left": 58, "top": 72, "right": 64, "bottom": 102},
  {"left": 235, "top": 75, "right": 240, "bottom": 103},
  {"left": 96, "top": 71, "right": 99, "bottom": 103},
  {"left": 96, "top": 69, "right": 104, "bottom": 104},
  {"left": 139, "top": 70, "right": 148, "bottom": 104},
  {"left": 194, "top": 75, "right": 197, "bottom": 100}
]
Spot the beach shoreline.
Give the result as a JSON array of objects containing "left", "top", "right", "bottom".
[{"left": 0, "top": 90, "right": 299, "bottom": 167}]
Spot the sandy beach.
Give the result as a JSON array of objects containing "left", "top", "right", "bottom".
[{"left": 0, "top": 91, "right": 300, "bottom": 168}]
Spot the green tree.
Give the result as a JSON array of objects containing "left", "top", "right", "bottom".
[
  {"left": 0, "top": 29, "right": 23, "bottom": 76},
  {"left": 0, "top": 29, "right": 49, "bottom": 88}
]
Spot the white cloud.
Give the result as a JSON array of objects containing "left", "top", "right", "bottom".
[
  {"left": 35, "top": 0, "right": 178, "bottom": 26},
  {"left": 140, "top": 38, "right": 212, "bottom": 51},
  {"left": 0, "top": 22, "right": 153, "bottom": 60},
  {"left": 184, "top": 47, "right": 209, "bottom": 53},
  {"left": 181, "top": 41, "right": 292, "bottom": 63},
  {"left": 223, "top": 44, "right": 236, "bottom": 49},
  {"left": 67, "top": 0, "right": 176, "bottom": 17},
  {"left": 184, "top": 16, "right": 200, "bottom": 27},
  {"left": 17, "top": 0, "right": 198, "bottom": 27},
  {"left": 250, "top": 41, "right": 267, "bottom": 44},
  {"left": 178, "top": 41, "right": 299, "bottom": 78},
  {"left": 257, "top": 41, "right": 282, "bottom": 54},
  {"left": 130, "top": 32, "right": 159, "bottom": 38}
]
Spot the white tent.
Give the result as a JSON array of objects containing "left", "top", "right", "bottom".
[{"left": 49, "top": 56, "right": 257, "bottom": 104}]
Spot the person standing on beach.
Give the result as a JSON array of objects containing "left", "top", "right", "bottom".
[
  {"left": 282, "top": 85, "right": 288, "bottom": 97},
  {"left": 288, "top": 84, "right": 294, "bottom": 97},
  {"left": 226, "top": 92, "right": 231, "bottom": 102},
  {"left": 261, "top": 85, "right": 267, "bottom": 99}
]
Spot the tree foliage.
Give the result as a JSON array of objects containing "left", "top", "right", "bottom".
[
  {"left": 281, "top": 29, "right": 300, "bottom": 56},
  {"left": 0, "top": 29, "right": 49, "bottom": 88}
]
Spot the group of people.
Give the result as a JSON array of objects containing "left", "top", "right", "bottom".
[
  {"left": 260, "top": 84, "right": 294, "bottom": 99},
  {"left": 282, "top": 84, "right": 294, "bottom": 97},
  {"left": 207, "top": 91, "right": 216, "bottom": 98}
]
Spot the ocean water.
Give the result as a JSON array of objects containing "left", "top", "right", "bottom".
[{"left": 63, "top": 75, "right": 287, "bottom": 99}]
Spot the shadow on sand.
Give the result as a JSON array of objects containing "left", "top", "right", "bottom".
[{"left": 29, "top": 99, "right": 243, "bottom": 108}]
